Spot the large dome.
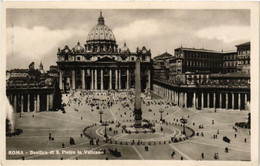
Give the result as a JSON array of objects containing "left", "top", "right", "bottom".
[{"left": 87, "top": 12, "right": 116, "bottom": 42}]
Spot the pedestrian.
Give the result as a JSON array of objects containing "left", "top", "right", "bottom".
[
  {"left": 181, "top": 156, "right": 183, "bottom": 160},
  {"left": 201, "top": 153, "right": 204, "bottom": 159},
  {"left": 62, "top": 143, "right": 65, "bottom": 148},
  {"left": 235, "top": 134, "right": 237, "bottom": 138},
  {"left": 225, "top": 147, "right": 228, "bottom": 153}
]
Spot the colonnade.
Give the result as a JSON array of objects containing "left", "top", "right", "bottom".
[
  {"left": 7, "top": 93, "right": 54, "bottom": 113},
  {"left": 153, "top": 84, "right": 250, "bottom": 110}
]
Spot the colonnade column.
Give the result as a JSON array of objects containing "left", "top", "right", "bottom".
[
  {"left": 207, "top": 93, "right": 210, "bottom": 108},
  {"left": 101, "top": 69, "right": 104, "bottom": 90},
  {"left": 118, "top": 69, "right": 121, "bottom": 89},
  {"left": 27, "top": 94, "right": 30, "bottom": 112},
  {"left": 14, "top": 95, "right": 17, "bottom": 113},
  {"left": 226, "top": 93, "right": 229, "bottom": 109},
  {"left": 238, "top": 93, "right": 241, "bottom": 110},
  {"left": 245, "top": 93, "right": 248, "bottom": 107},
  {"left": 115, "top": 69, "right": 118, "bottom": 89},
  {"left": 213, "top": 93, "right": 216, "bottom": 108},
  {"left": 193, "top": 92, "right": 196, "bottom": 109},
  {"left": 219, "top": 93, "right": 222, "bottom": 109},
  {"left": 82, "top": 69, "right": 85, "bottom": 90},
  {"left": 201, "top": 93, "right": 204, "bottom": 109},
  {"left": 232, "top": 93, "right": 235, "bottom": 109},
  {"left": 109, "top": 69, "right": 112, "bottom": 90},
  {"left": 95, "top": 69, "right": 97, "bottom": 90},
  {"left": 21, "top": 95, "right": 24, "bottom": 113},
  {"left": 59, "top": 70, "right": 63, "bottom": 90},
  {"left": 126, "top": 69, "right": 129, "bottom": 89},
  {"left": 91, "top": 69, "right": 94, "bottom": 90},
  {"left": 37, "top": 94, "right": 40, "bottom": 112},
  {"left": 72, "top": 69, "right": 75, "bottom": 90},
  {"left": 34, "top": 95, "right": 37, "bottom": 113},
  {"left": 46, "top": 94, "right": 50, "bottom": 111}
]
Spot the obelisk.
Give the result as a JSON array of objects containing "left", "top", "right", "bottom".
[{"left": 134, "top": 54, "right": 142, "bottom": 128}]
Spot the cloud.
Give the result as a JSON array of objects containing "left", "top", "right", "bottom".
[
  {"left": 6, "top": 26, "right": 87, "bottom": 69},
  {"left": 113, "top": 19, "right": 160, "bottom": 41},
  {"left": 196, "top": 25, "right": 250, "bottom": 43}
]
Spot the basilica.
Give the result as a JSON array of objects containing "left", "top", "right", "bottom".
[{"left": 57, "top": 12, "right": 152, "bottom": 92}]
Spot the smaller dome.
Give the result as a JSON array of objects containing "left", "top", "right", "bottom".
[
  {"left": 73, "top": 41, "right": 84, "bottom": 53},
  {"left": 121, "top": 42, "right": 130, "bottom": 53}
]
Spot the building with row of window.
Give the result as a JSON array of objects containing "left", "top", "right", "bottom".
[{"left": 152, "top": 42, "right": 250, "bottom": 110}]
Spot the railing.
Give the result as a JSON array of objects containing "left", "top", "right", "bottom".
[{"left": 153, "top": 78, "right": 250, "bottom": 89}]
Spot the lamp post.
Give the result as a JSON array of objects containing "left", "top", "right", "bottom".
[
  {"left": 180, "top": 116, "right": 187, "bottom": 135},
  {"left": 98, "top": 110, "right": 103, "bottom": 124},
  {"left": 103, "top": 122, "right": 108, "bottom": 142},
  {"left": 159, "top": 109, "right": 164, "bottom": 122}
]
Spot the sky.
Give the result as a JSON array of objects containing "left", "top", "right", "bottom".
[{"left": 6, "top": 9, "right": 250, "bottom": 70}]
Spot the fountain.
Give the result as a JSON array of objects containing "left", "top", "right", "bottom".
[{"left": 6, "top": 96, "right": 22, "bottom": 136}]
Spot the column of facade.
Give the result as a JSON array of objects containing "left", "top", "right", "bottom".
[
  {"left": 101, "top": 69, "right": 104, "bottom": 90},
  {"left": 46, "top": 94, "right": 50, "bottom": 111},
  {"left": 238, "top": 93, "right": 241, "bottom": 110},
  {"left": 95, "top": 69, "right": 97, "bottom": 90},
  {"left": 14, "top": 95, "right": 17, "bottom": 113},
  {"left": 175, "top": 91, "right": 178, "bottom": 105},
  {"left": 37, "top": 94, "right": 40, "bottom": 112},
  {"left": 82, "top": 69, "right": 85, "bottom": 90},
  {"left": 193, "top": 92, "right": 196, "bottom": 109},
  {"left": 72, "top": 69, "right": 76, "bottom": 90},
  {"left": 184, "top": 92, "right": 187, "bottom": 108},
  {"left": 201, "top": 93, "right": 204, "bottom": 109},
  {"left": 115, "top": 69, "right": 118, "bottom": 89},
  {"left": 49, "top": 94, "right": 54, "bottom": 111},
  {"left": 91, "top": 69, "right": 94, "bottom": 90},
  {"left": 21, "top": 95, "right": 24, "bottom": 112},
  {"left": 27, "top": 94, "right": 30, "bottom": 112},
  {"left": 59, "top": 70, "right": 63, "bottom": 90},
  {"left": 118, "top": 69, "right": 121, "bottom": 89},
  {"left": 109, "top": 69, "right": 112, "bottom": 89},
  {"left": 207, "top": 93, "right": 210, "bottom": 108},
  {"left": 147, "top": 70, "right": 151, "bottom": 90},
  {"left": 180, "top": 92, "right": 183, "bottom": 106},
  {"left": 232, "top": 93, "right": 235, "bottom": 109},
  {"left": 126, "top": 69, "right": 129, "bottom": 89},
  {"left": 226, "top": 93, "right": 229, "bottom": 109}
]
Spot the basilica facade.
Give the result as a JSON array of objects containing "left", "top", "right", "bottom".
[{"left": 57, "top": 12, "right": 152, "bottom": 92}]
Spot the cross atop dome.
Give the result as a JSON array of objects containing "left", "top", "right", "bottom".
[{"left": 98, "top": 10, "right": 105, "bottom": 25}]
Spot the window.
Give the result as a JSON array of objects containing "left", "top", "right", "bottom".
[
  {"left": 65, "top": 55, "right": 69, "bottom": 60},
  {"left": 132, "top": 57, "right": 134, "bottom": 61},
  {"left": 77, "top": 57, "right": 80, "bottom": 61}
]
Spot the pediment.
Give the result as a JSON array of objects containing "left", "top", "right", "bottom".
[{"left": 96, "top": 57, "right": 117, "bottom": 62}]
